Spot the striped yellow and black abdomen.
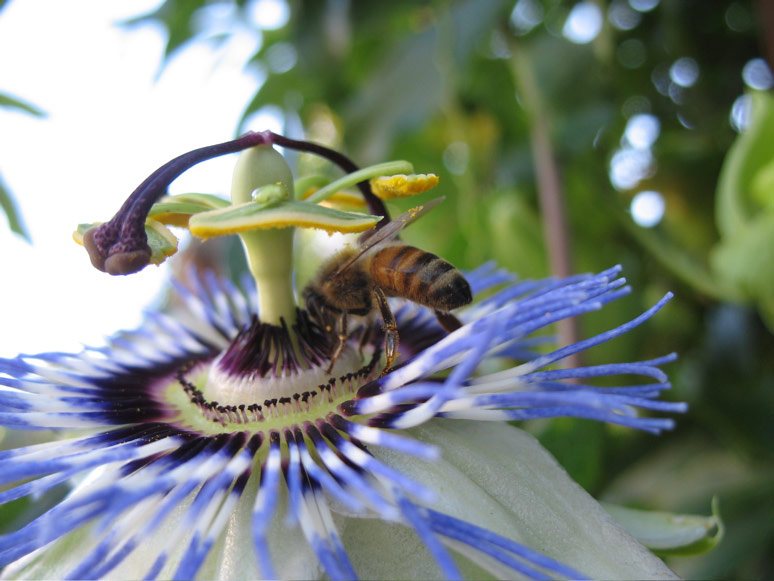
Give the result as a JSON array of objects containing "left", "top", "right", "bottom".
[{"left": 369, "top": 243, "right": 472, "bottom": 312}]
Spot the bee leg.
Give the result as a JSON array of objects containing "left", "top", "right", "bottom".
[
  {"left": 326, "top": 313, "right": 349, "bottom": 374},
  {"left": 373, "top": 286, "right": 398, "bottom": 376},
  {"left": 357, "top": 320, "right": 374, "bottom": 360},
  {"left": 434, "top": 309, "right": 464, "bottom": 334}
]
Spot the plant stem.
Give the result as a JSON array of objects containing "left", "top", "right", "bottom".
[{"left": 510, "top": 42, "right": 580, "bottom": 365}]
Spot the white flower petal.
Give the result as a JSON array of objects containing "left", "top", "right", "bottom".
[{"left": 341, "top": 420, "right": 678, "bottom": 580}]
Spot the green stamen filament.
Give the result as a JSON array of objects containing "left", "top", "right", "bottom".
[{"left": 304, "top": 160, "right": 414, "bottom": 204}]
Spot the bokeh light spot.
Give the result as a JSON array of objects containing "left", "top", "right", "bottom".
[
  {"left": 247, "top": 0, "right": 289, "bottom": 30},
  {"left": 668, "top": 82, "right": 686, "bottom": 104},
  {"left": 489, "top": 30, "right": 511, "bottom": 59},
  {"left": 651, "top": 63, "right": 671, "bottom": 96},
  {"left": 562, "top": 2, "right": 603, "bottom": 44},
  {"left": 630, "top": 190, "right": 665, "bottom": 227},
  {"left": 610, "top": 148, "right": 654, "bottom": 190},
  {"left": 725, "top": 2, "right": 753, "bottom": 32},
  {"left": 443, "top": 142, "right": 470, "bottom": 176},
  {"left": 617, "top": 38, "right": 647, "bottom": 69},
  {"left": 609, "top": 0, "right": 642, "bottom": 30},
  {"left": 625, "top": 113, "right": 660, "bottom": 149},
  {"left": 730, "top": 94, "right": 752, "bottom": 132},
  {"left": 629, "top": 0, "right": 660, "bottom": 12},
  {"left": 670, "top": 57, "right": 700, "bottom": 88},
  {"left": 621, "top": 95, "right": 652, "bottom": 117},
  {"left": 510, "top": 0, "right": 544, "bottom": 34},
  {"left": 266, "top": 42, "right": 297, "bottom": 73},
  {"left": 742, "top": 58, "right": 774, "bottom": 90}
]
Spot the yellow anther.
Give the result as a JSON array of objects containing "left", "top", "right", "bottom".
[{"left": 369, "top": 173, "right": 439, "bottom": 199}]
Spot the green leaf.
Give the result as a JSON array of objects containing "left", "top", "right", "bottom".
[
  {"left": 623, "top": 216, "right": 739, "bottom": 301},
  {"left": 603, "top": 498, "right": 724, "bottom": 557},
  {"left": 0, "top": 173, "right": 31, "bottom": 242},
  {"left": 710, "top": 211, "right": 774, "bottom": 325},
  {"left": 715, "top": 91, "right": 774, "bottom": 238},
  {"left": 487, "top": 191, "right": 547, "bottom": 279},
  {"left": 344, "top": 0, "right": 508, "bottom": 152},
  {"left": 0, "top": 92, "right": 46, "bottom": 117},
  {"left": 750, "top": 157, "right": 774, "bottom": 210},
  {"left": 536, "top": 417, "right": 603, "bottom": 491},
  {"left": 189, "top": 199, "right": 382, "bottom": 238},
  {"left": 121, "top": 0, "right": 208, "bottom": 61}
]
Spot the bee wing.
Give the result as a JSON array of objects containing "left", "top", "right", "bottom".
[{"left": 333, "top": 196, "right": 445, "bottom": 276}]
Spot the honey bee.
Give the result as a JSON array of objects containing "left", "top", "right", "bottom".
[{"left": 303, "top": 198, "right": 472, "bottom": 374}]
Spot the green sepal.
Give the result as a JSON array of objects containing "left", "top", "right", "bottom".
[
  {"left": 147, "top": 194, "right": 230, "bottom": 227},
  {"left": 189, "top": 199, "right": 382, "bottom": 238},
  {"left": 162, "top": 193, "right": 230, "bottom": 209},
  {"left": 602, "top": 497, "right": 724, "bottom": 557},
  {"left": 149, "top": 202, "right": 212, "bottom": 216},
  {"left": 74, "top": 219, "right": 178, "bottom": 266}
]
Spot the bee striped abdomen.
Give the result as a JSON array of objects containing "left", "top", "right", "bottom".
[{"left": 370, "top": 244, "right": 472, "bottom": 311}]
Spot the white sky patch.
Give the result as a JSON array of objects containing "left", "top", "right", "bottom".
[
  {"left": 243, "top": 106, "right": 285, "bottom": 135},
  {"left": 0, "top": 0, "right": 262, "bottom": 357}
]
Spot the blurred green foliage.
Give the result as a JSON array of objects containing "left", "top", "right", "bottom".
[
  {"left": 0, "top": 90, "right": 45, "bottom": 242},
  {"left": 128, "top": 0, "right": 774, "bottom": 577},
  {"left": 2, "top": 0, "right": 772, "bottom": 578},
  {"left": 0, "top": 0, "right": 45, "bottom": 240},
  {"left": 713, "top": 92, "right": 774, "bottom": 328}
]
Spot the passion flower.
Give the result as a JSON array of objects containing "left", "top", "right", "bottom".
[{"left": 0, "top": 133, "right": 684, "bottom": 580}]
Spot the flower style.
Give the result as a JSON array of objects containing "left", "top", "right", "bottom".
[{"left": 0, "top": 133, "right": 686, "bottom": 580}]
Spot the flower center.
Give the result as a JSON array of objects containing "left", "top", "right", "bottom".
[{"left": 161, "top": 312, "right": 382, "bottom": 435}]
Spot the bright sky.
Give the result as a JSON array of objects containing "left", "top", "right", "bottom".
[{"left": 0, "top": 1, "right": 270, "bottom": 357}]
